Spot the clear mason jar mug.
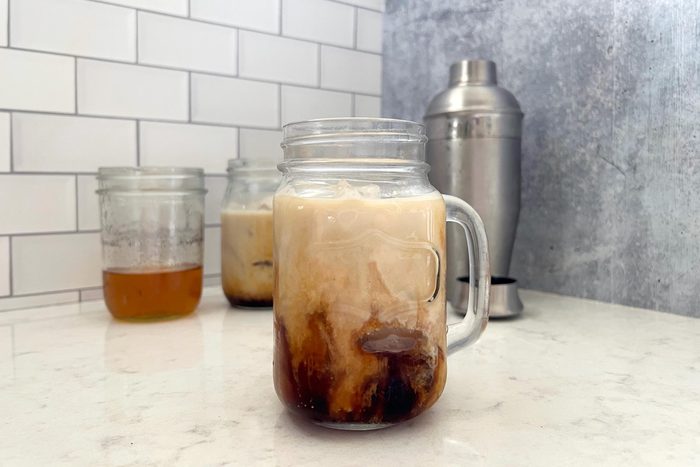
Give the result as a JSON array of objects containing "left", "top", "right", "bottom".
[
  {"left": 97, "top": 167, "right": 206, "bottom": 320},
  {"left": 273, "top": 118, "right": 490, "bottom": 430}
]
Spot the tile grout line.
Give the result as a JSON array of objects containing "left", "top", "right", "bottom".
[
  {"left": 86, "top": 0, "right": 384, "bottom": 14},
  {"left": 325, "top": 0, "right": 383, "bottom": 13},
  {"left": 317, "top": 45, "right": 322, "bottom": 88},
  {"left": 74, "top": 58, "right": 78, "bottom": 114},
  {"left": 277, "top": 0, "right": 283, "bottom": 35},
  {"left": 0, "top": 289, "right": 80, "bottom": 309},
  {"left": 83, "top": 0, "right": 382, "bottom": 56},
  {"left": 1, "top": 107, "right": 390, "bottom": 129},
  {"left": 187, "top": 72, "right": 192, "bottom": 123},
  {"left": 8, "top": 111, "right": 13, "bottom": 172},
  {"left": 0, "top": 290, "right": 81, "bottom": 301},
  {"left": 236, "top": 126, "right": 241, "bottom": 159},
  {"left": 7, "top": 236, "right": 13, "bottom": 296},
  {"left": 353, "top": 7, "right": 358, "bottom": 49},
  {"left": 6, "top": 0, "right": 10, "bottom": 47},
  {"left": 1, "top": 272, "right": 223, "bottom": 309},
  {"left": 4, "top": 172, "right": 232, "bottom": 178},
  {"left": 235, "top": 29, "right": 240, "bottom": 76},
  {"left": 0, "top": 47, "right": 382, "bottom": 97},
  {"left": 5, "top": 230, "right": 101, "bottom": 238},
  {"left": 277, "top": 84, "right": 282, "bottom": 129},
  {"left": 0, "top": 286, "right": 80, "bottom": 302},
  {"left": 135, "top": 9, "right": 139, "bottom": 63},
  {"left": 74, "top": 175, "right": 79, "bottom": 231},
  {"left": 135, "top": 121, "right": 140, "bottom": 166}
]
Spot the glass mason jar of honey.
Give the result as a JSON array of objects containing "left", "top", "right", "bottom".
[
  {"left": 221, "top": 158, "right": 281, "bottom": 308},
  {"left": 97, "top": 167, "right": 207, "bottom": 320}
]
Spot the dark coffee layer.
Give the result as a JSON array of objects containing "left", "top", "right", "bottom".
[
  {"left": 274, "top": 316, "right": 445, "bottom": 425},
  {"left": 225, "top": 294, "right": 273, "bottom": 308}
]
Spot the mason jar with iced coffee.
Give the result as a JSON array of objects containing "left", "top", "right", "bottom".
[
  {"left": 273, "top": 118, "right": 491, "bottom": 430},
  {"left": 221, "top": 158, "right": 281, "bottom": 308}
]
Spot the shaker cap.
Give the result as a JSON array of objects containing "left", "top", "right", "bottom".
[{"left": 424, "top": 59, "right": 522, "bottom": 118}]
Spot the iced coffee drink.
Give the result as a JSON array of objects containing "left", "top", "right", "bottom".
[
  {"left": 273, "top": 182, "right": 448, "bottom": 427},
  {"left": 221, "top": 157, "right": 280, "bottom": 308},
  {"left": 221, "top": 208, "right": 274, "bottom": 307}
]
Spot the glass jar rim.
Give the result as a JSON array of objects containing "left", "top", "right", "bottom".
[
  {"left": 279, "top": 158, "right": 430, "bottom": 175},
  {"left": 281, "top": 118, "right": 428, "bottom": 168},
  {"left": 98, "top": 166, "right": 204, "bottom": 177},
  {"left": 282, "top": 118, "right": 427, "bottom": 147},
  {"left": 227, "top": 158, "right": 280, "bottom": 177},
  {"left": 97, "top": 166, "right": 206, "bottom": 194}
]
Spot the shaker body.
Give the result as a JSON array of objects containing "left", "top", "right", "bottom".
[
  {"left": 427, "top": 136, "right": 520, "bottom": 304},
  {"left": 424, "top": 59, "right": 523, "bottom": 308}
]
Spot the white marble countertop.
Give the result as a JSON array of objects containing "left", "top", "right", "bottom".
[{"left": 1, "top": 288, "right": 698, "bottom": 466}]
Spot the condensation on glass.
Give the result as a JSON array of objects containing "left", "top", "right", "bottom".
[{"left": 97, "top": 167, "right": 206, "bottom": 320}]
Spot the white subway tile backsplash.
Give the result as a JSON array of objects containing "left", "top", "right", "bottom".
[
  {"left": 203, "top": 275, "right": 221, "bottom": 288},
  {"left": 0, "top": 0, "right": 7, "bottom": 47},
  {"left": 204, "top": 226, "right": 221, "bottom": 275},
  {"left": 282, "top": 0, "right": 354, "bottom": 47},
  {"left": 139, "top": 122, "right": 237, "bottom": 173},
  {"left": 10, "top": 0, "right": 135, "bottom": 62},
  {"left": 0, "top": 113, "right": 9, "bottom": 172},
  {"left": 205, "top": 176, "right": 227, "bottom": 224},
  {"left": 356, "top": 9, "right": 382, "bottom": 53},
  {"left": 0, "top": 175, "right": 76, "bottom": 235},
  {"left": 77, "top": 175, "right": 100, "bottom": 231},
  {"left": 0, "top": 291, "right": 80, "bottom": 312},
  {"left": 191, "top": 0, "right": 280, "bottom": 33},
  {"left": 12, "top": 233, "right": 102, "bottom": 294},
  {"left": 0, "top": 49, "right": 74, "bottom": 113},
  {"left": 138, "top": 13, "right": 237, "bottom": 75},
  {"left": 354, "top": 94, "right": 381, "bottom": 117},
  {"left": 0, "top": 0, "right": 383, "bottom": 308},
  {"left": 12, "top": 113, "right": 136, "bottom": 172},
  {"left": 281, "top": 85, "right": 352, "bottom": 125},
  {"left": 321, "top": 46, "right": 381, "bottom": 95},
  {"left": 339, "top": 0, "right": 384, "bottom": 12},
  {"left": 0, "top": 237, "right": 8, "bottom": 297},
  {"left": 239, "top": 128, "right": 283, "bottom": 162},
  {"left": 79, "top": 287, "right": 103, "bottom": 302},
  {"left": 77, "top": 59, "right": 188, "bottom": 120},
  {"left": 239, "top": 31, "right": 318, "bottom": 86},
  {"left": 96, "top": 0, "right": 188, "bottom": 16},
  {"left": 191, "top": 74, "right": 279, "bottom": 128}
]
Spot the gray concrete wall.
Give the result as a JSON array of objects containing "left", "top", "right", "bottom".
[{"left": 383, "top": 0, "right": 700, "bottom": 316}]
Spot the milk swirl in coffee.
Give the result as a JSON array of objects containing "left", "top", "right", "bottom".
[
  {"left": 273, "top": 181, "right": 447, "bottom": 425},
  {"left": 221, "top": 156, "right": 281, "bottom": 308}
]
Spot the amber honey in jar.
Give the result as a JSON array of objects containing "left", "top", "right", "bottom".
[
  {"left": 97, "top": 167, "right": 207, "bottom": 320},
  {"left": 221, "top": 158, "right": 281, "bottom": 308}
]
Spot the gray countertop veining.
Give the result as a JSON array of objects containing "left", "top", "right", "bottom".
[{"left": 0, "top": 288, "right": 698, "bottom": 466}]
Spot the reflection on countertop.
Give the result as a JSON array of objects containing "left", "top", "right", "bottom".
[{"left": 0, "top": 288, "right": 698, "bottom": 466}]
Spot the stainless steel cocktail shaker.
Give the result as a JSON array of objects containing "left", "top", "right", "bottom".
[{"left": 425, "top": 59, "right": 524, "bottom": 317}]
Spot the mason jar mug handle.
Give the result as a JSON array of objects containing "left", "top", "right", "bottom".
[{"left": 443, "top": 195, "right": 491, "bottom": 353}]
